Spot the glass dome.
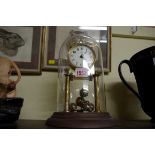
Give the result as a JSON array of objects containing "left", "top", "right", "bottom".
[{"left": 57, "top": 30, "right": 106, "bottom": 113}]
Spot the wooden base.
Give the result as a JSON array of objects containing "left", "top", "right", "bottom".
[{"left": 46, "top": 112, "right": 118, "bottom": 128}]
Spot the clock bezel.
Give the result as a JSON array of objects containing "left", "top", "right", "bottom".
[{"left": 68, "top": 44, "right": 96, "bottom": 70}]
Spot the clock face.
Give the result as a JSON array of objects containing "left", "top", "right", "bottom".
[{"left": 68, "top": 45, "right": 95, "bottom": 69}]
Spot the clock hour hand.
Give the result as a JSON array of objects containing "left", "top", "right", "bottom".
[{"left": 80, "top": 54, "right": 84, "bottom": 59}]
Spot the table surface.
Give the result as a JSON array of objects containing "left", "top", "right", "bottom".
[{"left": 0, "top": 119, "right": 155, "bottom": 129}]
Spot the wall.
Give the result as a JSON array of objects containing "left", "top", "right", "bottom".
[{"left": 18, "top": 26, "right": 155, "bottom": 120}]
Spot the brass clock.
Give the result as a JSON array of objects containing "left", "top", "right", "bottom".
[{"left": 46, "top": 29, "right": 115, "bottom": 128}]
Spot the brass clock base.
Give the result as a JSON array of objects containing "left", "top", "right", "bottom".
[{"left": 46, "top": 112, "right": 118, "bottom": 128}]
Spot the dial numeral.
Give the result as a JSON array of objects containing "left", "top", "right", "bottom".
[{"left": 84, "top": 50, "right": 87, "bottom": 54}]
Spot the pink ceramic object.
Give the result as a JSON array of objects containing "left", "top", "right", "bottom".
[{"left": 0, "top": 56, "right": 21, "bottom": 98}]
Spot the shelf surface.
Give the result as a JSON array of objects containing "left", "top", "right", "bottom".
[{"left": 0, "top": 119, "right": 155, "bottom": 129}]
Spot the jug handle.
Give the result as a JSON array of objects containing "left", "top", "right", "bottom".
[{"left": 118, "top": 60, "right": 143, "bottom": 103}]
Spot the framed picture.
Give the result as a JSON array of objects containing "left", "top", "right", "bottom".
[
  {"left": 0, "top": 26, "right": 43, "bottom": 75},
  {"left": 42, "top": 26, "right": 111, "bottom": 73},
  {"left": 112, "top": 26, "right": 155, "bottom": 41}
]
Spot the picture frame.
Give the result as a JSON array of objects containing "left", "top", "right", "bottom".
[
  {"left": 0, "top": 26, "right": 43, "bottom": 75},
  {"left": 42, "top": 26, "right": 111, "bottom": 73},
  {"left": 112, "top": 26, "right": 155, "bottom": 41}
]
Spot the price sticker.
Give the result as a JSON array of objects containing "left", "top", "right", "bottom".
[
  {"left": 48, "top": 59, "right": 55, "bottom": 65},
  {"left": 75, "top": 68, "right": 89, "bottom": 77}
]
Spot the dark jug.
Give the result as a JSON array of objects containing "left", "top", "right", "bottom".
[{"left": 118, "top": 46, "right": 155, "bottom": 120}]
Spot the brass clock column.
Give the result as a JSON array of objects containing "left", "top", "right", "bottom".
[
  {"left": 64, "top": 74, "right": 70, "bottom": 112},
  {"left": 93, "top": 73, "right": 100, "bottom": 112}
]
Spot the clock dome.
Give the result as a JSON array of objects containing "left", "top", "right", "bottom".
[{"left": 57, "top": 30, "right": 106, "bottom": 113}]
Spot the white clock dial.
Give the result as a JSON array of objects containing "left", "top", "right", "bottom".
[{"left": 68, "top": 45, "right": 95, "bottom": 69}]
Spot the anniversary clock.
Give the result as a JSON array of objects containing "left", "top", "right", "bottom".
[{"left": 46, "top": 30, "right": 115, "bottom": 128}]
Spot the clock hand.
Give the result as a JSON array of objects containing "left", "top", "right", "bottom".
[{"left": 80, "top": 54, "right": 84, "bottom": 59}]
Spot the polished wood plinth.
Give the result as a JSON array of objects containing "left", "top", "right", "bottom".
[{"left": 46, "top": 112, "right": 118, "bottom": 128}]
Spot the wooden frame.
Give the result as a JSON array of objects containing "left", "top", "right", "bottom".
[
  {"left": 0, "top": 26, "right": 43, "bottom": 75},
  {"left": 42, "top": 26, "right": 111, "bottom": 73}
]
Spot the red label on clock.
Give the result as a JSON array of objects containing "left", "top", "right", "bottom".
[{"left": 75, "top": 68, "right": 89, "bottom": 77}]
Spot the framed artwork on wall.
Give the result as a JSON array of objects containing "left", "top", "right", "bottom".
[
  {"left": 112, "top": 26, "right": 155, "bottom": 40},
  {"left": 42, "top": 26, "right": 111, "bottom": 73},
  {"left": 0, "top": 26, "right": 43, "bottom": 75}
]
